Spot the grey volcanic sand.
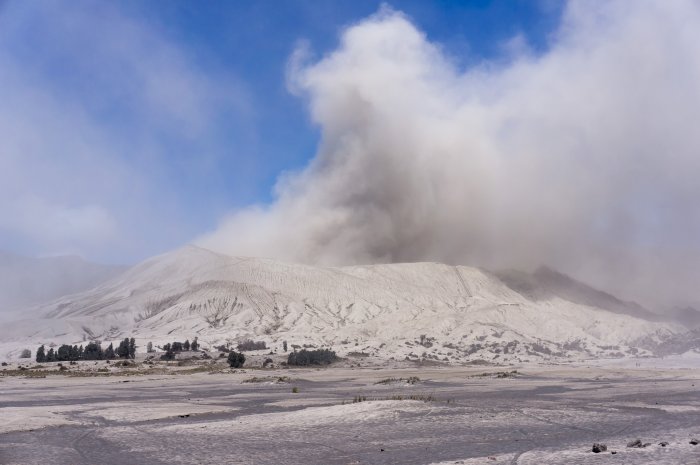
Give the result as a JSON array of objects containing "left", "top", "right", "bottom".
[{"left": 2, "top": 365, "right": 700, "bottom": 464}]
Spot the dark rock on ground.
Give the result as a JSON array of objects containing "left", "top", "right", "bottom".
[
  {"left": 659, "top": 441, "right": 669, "bottom": 447},
  {"left": 690, "top": 439, "right": 699, "bottom": 445},
  {"left": 627, "top": 439, "right": 643, "bottom": 448},
  {"left": 592, "top": 443, "right": 607, "bottom": 453}
]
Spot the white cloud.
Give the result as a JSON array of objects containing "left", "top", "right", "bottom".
[{"left": 0, "top": 196, "right": 117, "bottom": 255}]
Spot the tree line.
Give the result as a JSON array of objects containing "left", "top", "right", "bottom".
[
  {"left": 159, "top": 337, "right": 199, "bottom": 360},
  {"left": 35, "top": 338, "right": 136, "bottom": 363}
]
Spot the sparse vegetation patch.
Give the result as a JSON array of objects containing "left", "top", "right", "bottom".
[
  {"left": 287, "top": 349, "right": 338, "bottom": 366},
  {"left": 375, "top": 376, "right": 420, "bottom": 385}
]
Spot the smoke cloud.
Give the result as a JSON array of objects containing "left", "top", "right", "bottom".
[{"left": 198, "top": 1, "right": 700, "bottom": 308}]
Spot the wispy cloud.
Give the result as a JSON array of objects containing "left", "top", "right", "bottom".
[{"left": 199, "top": 1, "right": 700, "bottom": 308}]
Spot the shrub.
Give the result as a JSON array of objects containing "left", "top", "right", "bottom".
[
  {"left": 227, "top": 351, "right": 245, "bottom": 368},
  {"left": 20, "top": 349, "right": 31, "bottom": 359},
  {"left": 347, "top": 351, "right": 370, "bottom": 358},
  {"left": 292, "top": 386, "right": 299, "bottom": 393},
  {"left": 287, "top": 349, "right": 338, "bottom": 366},
  {"left": 237, "top": 340, "right": 267, "bottom": 351}
]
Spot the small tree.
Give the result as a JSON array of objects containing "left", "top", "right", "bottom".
[
  {"left": 183, "top": 339, "right": 190, "bottom": 351},
  {"left": 172, "top": 341, "right": 183, "bottom": 352},
  {"left": 36, "top": 345, "right": 46, "bottom": 363},
  {"left": 46, "top": 348, "right": 55, "bottom": 362},
  {"left": 190, "top": 337, "right": 199, "bottom": 351},
  {"left": 20, "top": 348, "right": 31, "bottom": 359},
  {"left": 283, "top": 340, "right": 288, "bottom": 352},
  {"left": 146, "top": 342, "right": 153, "bottom": 353},
  {"left": 227, "top": 351, "right": 245, "bottom": 368},
  {"left": 56, "top": 344, "right": 71, "bottom": 361},
  {"left": 117, "top": 338, "right": 130, "bottom": 358},
  {"left": 70, "top": 345, "right": 79, "bottom": 361},
  {"left": 105, "top": 343, "right": 115, "bottom": 359},
  {"left": 84, "top": 342, "right": 103, "bottom": 360},
  {"left": 128, "top": 338, "right": 136, "bottom": 359}
]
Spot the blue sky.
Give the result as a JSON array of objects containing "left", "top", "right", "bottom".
[{"left": 0, "top": 0, "right": 563, "bottom": 264}]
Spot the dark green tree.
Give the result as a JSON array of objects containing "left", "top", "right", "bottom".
[
  {"left": 46, "top": 347, "right": 55, "bottom": 362},
  {"left": 190, "top": 337, "right": 199, "bottom": 351},
  {"left": 283, "top": 340, "right": 288, "bottom": 352},
  {"left": 117, "top": 338, "right": 130, "bottom": 358},
  {"left": 57, "top": 345, "right": 70, "bottom": 361},
  {"left": 105, "top": 343, "right": 115, "bottom": 359},
  {"left": 36, "top": 345, "right": 46, "bottom": 363},
  {"left": 68, "top": 345, "right": 79, "bottom": 361},
  {"left": 183, "top": 339, "right": 190, "bottom": 351},
  {"left": 84, "top": 342, "right": 103, "bottom": 360},
  {"left": 128, "top": 338, "right": 136, "bottom": 359}
]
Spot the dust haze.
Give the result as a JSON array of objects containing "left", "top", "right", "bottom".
[{"left": 199, "top": 1, "right": 700, "bottom": 309}]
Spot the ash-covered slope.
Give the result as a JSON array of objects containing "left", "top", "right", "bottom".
[{"left": 0, "top": 246, "right": 684, "bottom": 362}]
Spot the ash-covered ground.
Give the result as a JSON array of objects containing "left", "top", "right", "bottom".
[{"left": 2, "top": 360, "right": 700, "bottom": 464}]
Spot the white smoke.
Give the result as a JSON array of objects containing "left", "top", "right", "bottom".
[{"left": 198, "top": 1, "right": 700, "bottom": 308}]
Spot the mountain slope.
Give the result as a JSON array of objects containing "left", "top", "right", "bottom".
[{"left": 0, "top": 246, "right": 684, "bottom": 361}]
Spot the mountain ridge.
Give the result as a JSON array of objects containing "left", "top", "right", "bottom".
[{"left": 0, "top": 245, "right": 687, "bottom": 361}]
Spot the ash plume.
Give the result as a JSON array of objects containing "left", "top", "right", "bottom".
[{"left": 198, "top": 1, "right": 700, "bottom": 308}]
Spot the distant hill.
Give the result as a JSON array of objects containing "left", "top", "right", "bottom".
[{"left": 0, "top": 250, "right": 126, "bottom": 316}]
